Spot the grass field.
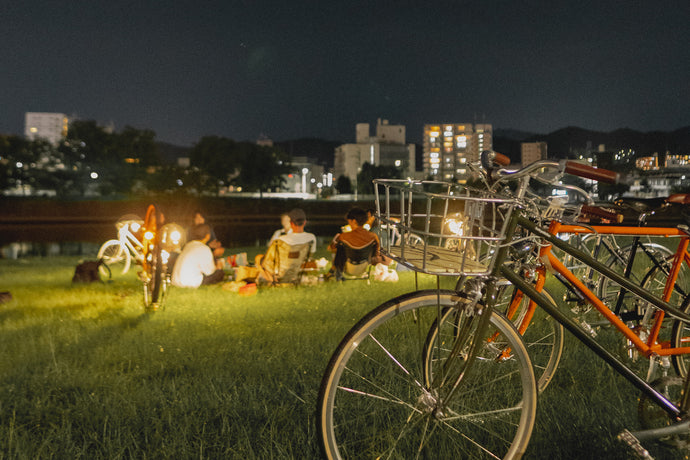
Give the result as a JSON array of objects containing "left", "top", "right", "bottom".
[{"left": 0, "top": 254, "right": 687, "bottom": 459}]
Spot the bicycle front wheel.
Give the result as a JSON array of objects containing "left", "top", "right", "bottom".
[{"left": 317, "top": 290, "right": 537, "bottom": 459}]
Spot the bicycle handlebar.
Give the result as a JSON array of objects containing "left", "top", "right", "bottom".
[
  {"left": 482, "top": 150, "right": 621, "bottom": 185},
  {"left": 481, "top": 150, "right": 511, "bottom": 169},
  {"left": 563, "top": 161, "right": 619, "bottom": 184}
]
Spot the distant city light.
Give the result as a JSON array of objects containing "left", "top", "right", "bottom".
[{"left": 90, "top": 172, "right": 98, "bottom": 179}]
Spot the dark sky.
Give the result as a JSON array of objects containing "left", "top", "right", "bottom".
[{"left": 2, "top": 1, "right": 689, "bottom": 146}]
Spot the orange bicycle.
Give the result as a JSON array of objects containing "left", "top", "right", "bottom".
[
  {"left": 317, "top": 154, "right": 690, "bottom": 459},
  {"left": 139, "top": 205, "right": 184, "bottom": 311}
]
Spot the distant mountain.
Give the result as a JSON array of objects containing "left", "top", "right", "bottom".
[
  {"left": 495, "top": 126, "right": 690, "bottom": 161},
  {"left": 156, "top": 126, "right": 690, "bottom": 170}
]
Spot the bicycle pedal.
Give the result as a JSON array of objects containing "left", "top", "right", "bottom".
[{"left": 617, "top": 429, "right": 654, "bottom": 459}]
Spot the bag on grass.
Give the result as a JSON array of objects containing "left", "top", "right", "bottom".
[{"left": 72, "top": 259, "right": 109, "bottom": 283}]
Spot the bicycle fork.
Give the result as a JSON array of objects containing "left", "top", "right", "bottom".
[{"left": 428, "top": 278, "right": 499, "bottom": 415}]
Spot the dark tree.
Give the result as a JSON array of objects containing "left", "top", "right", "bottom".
[
  {"left": 189, "top": 136, "right": 239, "bottom": 195},
  {"left": 357, "top": 162, "right": 403, "bottom": 195},
  {"left": 232, "top": 143, "right": 293, "bottom": 197},
  {"left": 335, "top": 175, "right": 352, "bottom": 194}
]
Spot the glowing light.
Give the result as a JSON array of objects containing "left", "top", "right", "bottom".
[
  {"left": 144, "top": 231, "right": 154, "bottom": 240},
  {"left": 130, "top": 222, "right": 141, "bottom": 232},
  {"left": 444, "top": 214, "right": 466, "bottom": 236},
  {"left": 90, "top": 172, "right": 99, "bottom": 179}
]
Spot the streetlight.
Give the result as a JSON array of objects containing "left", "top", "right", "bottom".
[{"left": 301, "top": 168, "right": 309, "bottom": 193}]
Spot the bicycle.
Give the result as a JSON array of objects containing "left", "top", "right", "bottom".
[
  {"left": 97, "top": 214, "right": 145, "bottom": 277},
  {"left": 138, "top": 205, "right": 185, "bottom": 311},
  {"left": 316, "top": 155, "right": 690, "bottom": 459}
]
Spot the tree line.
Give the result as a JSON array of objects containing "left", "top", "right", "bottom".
[{"left": 0, "top": 120, "right": 403, "bottom": 198}]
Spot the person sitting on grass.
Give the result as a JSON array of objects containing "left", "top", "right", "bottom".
[
  {"left": 326, "top": 207, "right": 385, "bottom": 279},
  {"left": 254, "top": 208, "right": 317, "bottom": 284},
  {"left": 172, "top": 224, "right": 225, "bottom": 288},
  {"left": 268, "top": 212, "right": 292, "bottom": 247},
  {"left": 188, "top": 210, "right": 225, "bottom": 258}
]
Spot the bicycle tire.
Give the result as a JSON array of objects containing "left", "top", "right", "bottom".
[
  {"left": 670, "top": 296, "right": 690, "bottom": 376},
  {"left": 317, "top": 290, "right": 537, "bottom": 459},
  {"left": 142, "top": 206, "right": 165, "bottom": 311},
  {"left": 492, "top": 286, "right": 563, "bottom": 392},
  {"left": 597, "top": 242, "right": 674, "bottom": 315},
  {"left": 446, "top": 280, "right": 564, "bottom": 392},
  {"left": 637, "top": 376, "right": 690, "bottom": 449},
  {"left": 97, "top": 239, "right": 131, "bottom": 276}
]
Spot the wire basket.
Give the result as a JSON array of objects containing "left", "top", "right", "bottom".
[{"left": 374, "top": 179, "right": 518, "bottom": 276}]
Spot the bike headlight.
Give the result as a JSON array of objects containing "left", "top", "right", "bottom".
[{"left": 160, "top": 223, "right": 186, "bottom": 252}]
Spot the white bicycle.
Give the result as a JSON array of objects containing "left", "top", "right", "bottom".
[{"left": 97, "top": 214, "right": 145, "bottom": 277}]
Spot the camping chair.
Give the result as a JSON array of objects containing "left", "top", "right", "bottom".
[
  {"left": 260, "top": 239, "right": 312, "bottom": 286},
  {"left": 334, "top": 240, "right": 375, "bottom": 283}
]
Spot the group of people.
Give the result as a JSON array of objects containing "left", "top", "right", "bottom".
[{"left": 170, "top": 206, "right": 388, "bottom": 289}]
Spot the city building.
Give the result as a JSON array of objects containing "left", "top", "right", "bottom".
[
  {"left": 24, "top": 112, "right": 69, "bottom": 145},
  {"left": 594, "top": 147, "right": 636, "bottom": 171},
  {"left": 666, "top": 153, "right": 690, "bottom": 168},
  {"left": 334, "top": 119, "right": 416, "bottom": 183},
  {"left": 422, "top": 123, "right": 492, "bottom": 181},
  {"left": 283, "top": 156, "right": 330, "bottom": 194},
  {"left": 521, "top": 142, "right": 547, "bottom": 167}
]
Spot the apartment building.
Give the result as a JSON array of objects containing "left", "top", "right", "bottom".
[
  {"left": 423, "top": 123, "right": 492, "bottom": 181},
  {"left": 24, "top": 112, "right": 69, "bottom": 145},
  {"left": 521, "top": 142, "right": 547, "bottom": 167},
  {"left": 334, "top": 119, "right": 415, "bottom": 182}
]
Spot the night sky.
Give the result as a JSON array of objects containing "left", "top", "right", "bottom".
[{"left": 2, "top": 1, "right": 689, "bottom": 146}]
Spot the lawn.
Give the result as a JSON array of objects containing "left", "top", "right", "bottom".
[{"left": 0, "top": 255, "right": 686, "bottom": 459}]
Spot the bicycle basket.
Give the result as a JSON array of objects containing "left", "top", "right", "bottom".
[{"left": 374, "top": 179, "right": 517, "bottom": 276}]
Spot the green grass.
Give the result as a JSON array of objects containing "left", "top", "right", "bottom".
[{"left": 0, "top": 256, "right": 686, "bottom": 458}]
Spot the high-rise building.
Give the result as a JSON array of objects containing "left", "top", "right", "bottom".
[
  {"left": 334, "top": 119, "right": 416, "bottom": 183},
  {"left": 521, "top": 142, "right": 547, "bottom": 167},
  {"left": 24, "top": 112, "right": 69, "bottom": 145},
  {"left": 422, "top": 123, "right": 492, "bottom": 181}
]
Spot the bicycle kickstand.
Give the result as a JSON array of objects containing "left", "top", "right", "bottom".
[{"left": 617, "top": 429, "right": 654, "bottom": 460}]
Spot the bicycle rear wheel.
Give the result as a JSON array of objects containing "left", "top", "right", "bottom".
[
  {"left": 488, "top": 285, "right": 563, "bottom": 392},
  {"left": 317, "top": 290, "right": 537, "bottom": 459},
  {"left": 97, "top": 239, "right": 131, "bottom": 276},
  {"left": 142, "top": 205, "right": 165, "bottom": 311}
]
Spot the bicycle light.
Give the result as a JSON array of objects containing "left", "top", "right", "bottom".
[
  {"left": 443, "top": 213, "right": 467, "bottom": 237},
  {"left": 160, "top": 223, "right": 186, "bottom": 252}
]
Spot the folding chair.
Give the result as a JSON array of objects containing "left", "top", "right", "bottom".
[
  {"left": 260, "top": 239, "right": 312, "bottom": 285},
  {"left": 334, "top": 240, "right": 375, "bottom": 283}
]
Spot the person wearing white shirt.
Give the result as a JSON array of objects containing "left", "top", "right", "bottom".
[
  {"left": 254, "top": 208, "right": 316, "bottom": 283},
  {"left": 172, "top": 224, "right": 225, "bottom": 288}
]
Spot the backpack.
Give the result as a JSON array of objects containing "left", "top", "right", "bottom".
[{"left": 72, "top": 259, "right": 110, "bottom": 283}]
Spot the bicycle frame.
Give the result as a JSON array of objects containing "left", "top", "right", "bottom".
[
  {"left": 498, "top": 213, "right": 690, "bottom": 419},
  {"left": 117, "top": 223, "right": 145, "bottom": 263},
  {"left": 567, "top": 230, "right": 682, "bottom": 316}
]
